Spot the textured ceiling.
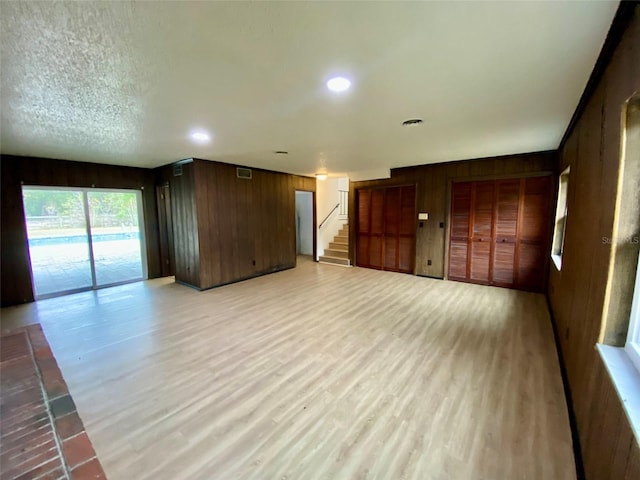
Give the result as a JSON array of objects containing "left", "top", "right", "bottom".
[{"left": 0, "top": 1, "right": 618, "bottom": 177}]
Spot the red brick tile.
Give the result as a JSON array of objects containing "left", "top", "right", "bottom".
[
  {"left": 50, "top": 394, "right": 77, "bottom": 419},
  {"left": 71, "top": 458, "right": 107, "bottom": 480},
  {"left": 62, "top": 432, "right": 97, "bottom": 469},
  {"left": 1, "top": 416, "right": 50, "bottom": 444},
  {"left": 55, "top": 412, "right": 85, "bottom": 440},
  {"left": 2, "top": 325, "right": 102, "bottom": 480},
  {"left": 2, "top": 442, "right": 59, "bottom": 479},
  {"left": 13, "top": 458, "right": 64, "bottom": 480},
  {"left": 43, "top": 376, "right": 70, "bottom": 400},
  {"left": 33, "top": 344, "right": 54, "bottom": 360},
  {"left": 1, "top": 426, "right": 54, "bottom": 457},
  {"left": 0, "top": 332, "right": 29, "bottom": 362}
]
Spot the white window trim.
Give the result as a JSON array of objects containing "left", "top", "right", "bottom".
[
  {"left": 551, "top": 167, "right": 570, "bottom": 271},
  {"left": 598, "top": 249, "right": 640, "bottom": 442},
  {"left": 624, "top": 250, "right": 640, "bottom": 372}
]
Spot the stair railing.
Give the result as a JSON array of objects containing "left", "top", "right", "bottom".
[{"left": 319, "top": 203, "right": 340, "bottom": 229}]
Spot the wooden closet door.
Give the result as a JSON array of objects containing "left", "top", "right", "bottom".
[
  {"left": 356, "top": 189, "right": 371, "bottom": 268},
  {"left": 369, "top": 189, "right": 385, "bottom": 269},
  {"left": 357, "top": 185, "right": 416, "bottom": 274},
  {"left": 492, "top": 180, "right": 520, "bottom": 286},
  {"left": 448, "top": 182, "right": 472, "bottom": 281},
  {"left": 398, "top": 185, "right": 416, "bottom": 273},
  {"left": 470, "top": 181, "right": 494, "bottom": 284},
  {"left": 517, "top": 176, "right": 552, "bottom": 291},
  {"left": 383, "top": 187, "right": 400, "bottom": 270},
  {"left": 448, "top": 176, "right": 552, "bottom": 292}
]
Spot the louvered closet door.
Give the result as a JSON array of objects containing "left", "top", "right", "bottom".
[
  {"left": 369, "top": 189, "right": 385, "bottom": 269},
  {"left": 449, "top": 183, "right": 472, "bottom": 281},
  {"left": 356, "top": 190, "right": 371, "bottom": 268},
  {"left": 448, "top": 176, "right": 552, "bottom": 292},
  {"left": 470, "top": 182, "right": 494, "bottom": 284},
  {"left": 492, "top": 180, "right": 520, "bottom": 286},
  {"left": 357, "top": 185, "right": 416, "bottom": 274}
]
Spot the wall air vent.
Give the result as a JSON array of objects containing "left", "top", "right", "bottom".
[
  {"left": 173, "top": 164, "right": 183, "bottom": 176},
  {"left": 237, "top": 167, "right": 252, "bottom": 179}
]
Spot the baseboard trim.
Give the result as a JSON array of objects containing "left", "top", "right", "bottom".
[{"left": 545, "top": 295, "right": 586, "bottom": 480}]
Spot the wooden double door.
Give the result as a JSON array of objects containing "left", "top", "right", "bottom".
[
  {"left": 357, "top": 185, "right": 416, "bottom": 273},
  {"left": 448, "top": 176, "right": 552, "bottom": 292}
]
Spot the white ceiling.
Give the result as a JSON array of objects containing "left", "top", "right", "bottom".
[{"left": 0, "top": 1, "right": 618, "bottom": 178}]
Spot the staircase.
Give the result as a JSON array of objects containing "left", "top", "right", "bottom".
[{"left": 319, "top": 223, "right": 351, "bottom": 266}]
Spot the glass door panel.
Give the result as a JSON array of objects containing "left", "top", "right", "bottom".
[
  {"left": 88, "top": 191, "right": 144, "bottom": 286},
  {"left": 22, "top": 188, "right": 93, "bottom": 297}
]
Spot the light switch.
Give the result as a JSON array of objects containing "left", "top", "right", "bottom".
[{"left": 418, "top": 213, "right": 429, "bottom": 220}]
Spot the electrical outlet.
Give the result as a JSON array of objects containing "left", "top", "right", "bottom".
[
  {"left": 427, "top": 259, "right": 432, "bottom": 266},
  {"left": 439, "top": 222, "right": 445, "bottom": 228}
]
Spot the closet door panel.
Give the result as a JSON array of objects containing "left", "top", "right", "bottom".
[
  {"left": 449, "top": 176, "right": 552, "bottom": 291},
  {"left": 358, "top": 190, "right": 371, "bottom": 234},
  {"left": 400, "top": 186, "right": 416, "bottom": 235},
  {"left": 472, "top": 182, "right": 494, "bottom": 241},
  {"left": 517, "top": 176, "right": 552, "bottom": 291},
  {"left": 470, "top": 240, "right": 491, "bottom": 283},
  {"left": 357, "top": 185, "right": 416, "bottom": 274},
  {"left": 370, "top": 190, "right": 385, "bottom": 235},
  {"left": 493, "top": 242, "right": 516, "bottom": 285},
  {"left": 448, "top": 182, "right": 472, "bottom": 280},
  {"left": 517, "top": 243, "right": 546, "bottom": 291},
  {"left": 384, "top": 238, "right": 398, "bottom": 271},
  {"left": 449, "top": 240, "right": 469, "bottom": 280},
  {"left": 369, "top": 235, "right": 383, "bottom": 268},
  {"left": 357, "top": 235, "right": 370, "bottom": 267},
  {"left": 398, "top": 237, "right": 414, "bottom": 273},
  {"left": 470, "top": 182, "right": 494, "bottom": 283},
  {"left": 492, "top": 180, "right": 520, "bottom": 287}
]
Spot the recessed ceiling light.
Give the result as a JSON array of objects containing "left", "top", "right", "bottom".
[
  {"left": 326, "top": 76, "right": 351, "bottom": 93},
  {"left": 402, "top": 118, "right": 423, "bottom": 126},
  {"left": 190, "top": 130, "right": 211, "bottom": 143}
]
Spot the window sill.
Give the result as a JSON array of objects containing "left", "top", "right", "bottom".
[
  {"left": 597, "top": 344, "right": 640, "bottom": 443},
  {"left": 551, "top": 254, "right": 562, "bottom": 271}
]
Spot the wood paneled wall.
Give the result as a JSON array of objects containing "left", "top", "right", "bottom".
[
  {"left": 349, "top": 152, "right": 555, "bottom": 279},
  {"left": 159, "top": 158, "right": 315, "bottom": 290},
  {"left": 0, "top": 155, "right": 162, "bottom": 307},
  {"left": 547, "top": 5, "right": 640, "bottom": 479}
]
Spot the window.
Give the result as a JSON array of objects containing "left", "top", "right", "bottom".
[
  {"left": 625, "top": 251, "right": 640, "bottom": 373},
  {"left": 551, "top": 166, "right": 570, "bottom": 270},
  {"left": 22, "top": 186, "right": 148, "bottom": 298},
  {"left": 597, "top": 95, "right": 640, "bottom": 442}
]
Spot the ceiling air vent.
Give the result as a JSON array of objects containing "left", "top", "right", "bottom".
[{"left": 237, "top": 167, "right": 252, "bottom": 179}]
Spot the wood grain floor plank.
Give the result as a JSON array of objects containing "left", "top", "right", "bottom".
[{"left": 0, "top": 258, "right": 575, "bottom": 479}]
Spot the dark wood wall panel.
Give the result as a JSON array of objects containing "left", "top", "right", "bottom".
[
  {"left": 548, "top": 5, "right": 640, "bottom": 479},
  {"left": 349, "top": 152, "right": 555, "bottom": 279},
  {"left": 161, "top": 159, "right": 315, "bottom": 290},
  {"left": 170, "top": 162, "right": 200, "bottom": 287},
  {"left": 1, "top": 155, "right": 162, "bottom": 307}
]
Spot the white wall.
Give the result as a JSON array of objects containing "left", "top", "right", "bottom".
[
  {"left": 295, "top": 191, "right": 313, "bottom": 256},
  {"left": 316, "top": 177, "right": 349, "bottom": 259}
]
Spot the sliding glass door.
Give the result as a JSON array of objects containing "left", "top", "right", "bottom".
[{"left": 22, "top": 187, "right": 147, "bottom": 298}]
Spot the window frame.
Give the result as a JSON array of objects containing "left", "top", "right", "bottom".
[
  {"left": 551, "top": 166, "right": 570, "bottom": 270},
  {"left": 624, "top": 250, "right": 640, "bottom": 373}
]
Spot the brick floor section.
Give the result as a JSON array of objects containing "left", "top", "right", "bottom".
[{"left": 1, "top": 325, "right": 106, "bottom": 479}]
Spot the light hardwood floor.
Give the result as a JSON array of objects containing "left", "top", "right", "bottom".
[{"left": 1, "top": 258, "right": 576, "bottom": 480}]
